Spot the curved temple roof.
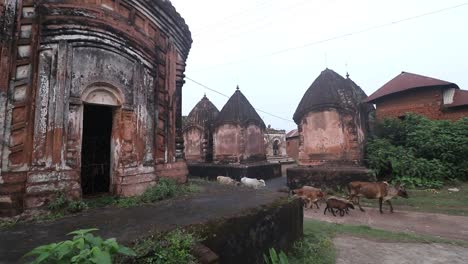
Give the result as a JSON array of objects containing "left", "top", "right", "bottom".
[
  {"left": 293, "top": 68, "right": 369, "bottom": 124},
  {"left": 216, "top": 87, "right": 266, "bottom": 129},
  {"left": 184, "top": 95, "right": 219, "bottom": 129}
]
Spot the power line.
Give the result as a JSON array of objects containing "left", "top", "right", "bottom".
[
  {"left": 185, "top": 77, "right": 296, "bottom": 123},
  {"left": 191, "top": 2, "right": 468, "bottom": 72}
]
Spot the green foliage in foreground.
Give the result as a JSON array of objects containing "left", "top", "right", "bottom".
[
  {"left": 130, "top": 229, "right": 199, "bottom": 264},
  {"left": 23, "top": 228, "right": 136, "bottom": 264},
  {"left": 264, "top": 248, "right": 289, "bottom": 264},
  {"left": 367, "top": 114, "right": 468, "bottom": 188}
]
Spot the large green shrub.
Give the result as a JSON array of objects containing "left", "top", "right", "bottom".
[
  {"left": 367, "top": 114, "right": 468, "bottom": 188},
  {"left": 23, "top": 228, "right": 135, "bottom": 264}
]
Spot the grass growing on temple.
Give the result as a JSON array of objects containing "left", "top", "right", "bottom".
[{"left": 86, "top": 178, "right": 202, "bottom": 209}]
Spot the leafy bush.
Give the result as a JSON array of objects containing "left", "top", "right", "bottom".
[
  {"left": 139, "top": 178, "right": 179, "bottom": 203},
  {"left": 264, "top": 248, "right": 289, "bottom": 264},
  {"left": 133, "top": 229, "right": 198, "bottom": 264},
  {"left": 367, "top": 114, "right": 468, "bottom": 188},
  {"left": 23, "top": 228, "right": 135, "bottom": 264}
]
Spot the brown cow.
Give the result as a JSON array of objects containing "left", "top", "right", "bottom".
[
  {"left": 292, "top": 186, "right": 326, "bottom": 209},
  {"left": 348, "top": 181, "right": 408, "bottom": 213}
]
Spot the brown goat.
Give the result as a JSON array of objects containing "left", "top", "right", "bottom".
[
  {"left": 292, "top": 186, "right": 325, "bottom": 209},
  {"left": 348, "top": 181, "right": 409, "bottom": 213},
  {"left": 323, "top": 197, "right": 355, "bottom": 217}
]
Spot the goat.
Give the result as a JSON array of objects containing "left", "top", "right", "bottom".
[
  {"left": 216, "top": 176, "right": 240, "bottom": 186},
  {"left": 292, "top": 186, "right": 325, "bottom": 209},
  {"left": 348, "top": 181, "right": 408, "bottom": 213},
  {"left": 240, "top": 177, "right": 266, "bottom": 189},
  {"left": 323, "top": 197, "right": 354, "bottom": 217}
]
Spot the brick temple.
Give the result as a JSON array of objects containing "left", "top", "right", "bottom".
[
  {"left": 0, "top": 0, "right": 192, "bottom": 216},
  {"left": 287, "top": 69, "right": 374, "bottom": 189},
  {"left": 188, "top": 87, "right": 281, "bottom": 180},
  {"left": 183, "top": 94, "right": 219, "bottom": 163}
]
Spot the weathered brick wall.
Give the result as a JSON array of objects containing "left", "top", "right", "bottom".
[
  {"left": 183, "top": 126, "right": 204, "bottom": 162},
  {"left": 375, "top": 87, "right": 444, "bottom": 120},
  {"left": 286, "top": 137, "right": 299, "bottom": 160},
  {"left": 375, "top": 87, "right": 467, "bottom": 121},
  {"left": 213, "top": 123, "right": 266, "bottom": 164},
  {"left": 0, "top": 0, "right": 191, "bottom": 216},
  {"left": 297, "top": 109, "right": 364, "bottom": 166}
]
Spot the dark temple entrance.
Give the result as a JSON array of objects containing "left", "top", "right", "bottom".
[{"left": 81, "top": 104, "right": 113, "bottom": 195}]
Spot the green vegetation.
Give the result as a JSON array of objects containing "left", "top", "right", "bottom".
[
  {"left": 47, "top": 192, "right": 89, "bottom": 214},
  {"left": 288, "top": 221, "right": 335, "bottom": 264},
  {"left": 23, "top": 228, "right": 135, "bottom": 264},
  {"left": 129, "top": 229, "right": 199, "bottom": 264},
  {"left": 264, "top": 248, "right": 289, "bottom": 264},
  {"left": 0, "top": 179, "right": 202, "bottom": 230},
  {"left": 0, "top": 218, "right": 18, "bottom": 230},
  {"left": 367, "top": 114, "right": 468, "bottom": 188},
  {"left": 286, "top": 219, "right": 468, "bottom": 264},
  {"left": 87, "top": 178, "right": 202, "bottom": 209},
  {"left": 358, "top": 182, "right": 468, "bottom": 216}
]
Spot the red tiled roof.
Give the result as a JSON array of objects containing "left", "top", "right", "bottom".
[
  {"left": 446, "top": 89, "right": 468, "bottom": 108},
  {"left": 366, "top": 72, "right": 458, "bottom": 103},
  {"left": 286, "top": 129, "right": 298, "bottom": 138}
]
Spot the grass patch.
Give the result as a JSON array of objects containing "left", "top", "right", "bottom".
[
  {"left": 287, "top": 219, "right": 468, "bottom": 264},
  {"left": 1, "top": 179, "right": 202, "bottom": 230},
  {"left": 86, "top": 178, "right": 202, "bottom": 209},
  {"left": 358, "top": 183, "right": 468, "bottom": 216},
  {"left": 303, "top": 219, "right": 468, "bottom": 246},
  {"left": 121, "top": 229, "right": 199, "bottom": 264}
]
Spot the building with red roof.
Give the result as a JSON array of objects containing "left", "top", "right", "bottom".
[{"left": 366, "top": 72, "right": 468, "bottom": 121}]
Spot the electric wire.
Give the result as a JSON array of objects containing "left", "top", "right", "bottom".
[{"left": 185, "top": 77, "right": 296, "bottom": 123}]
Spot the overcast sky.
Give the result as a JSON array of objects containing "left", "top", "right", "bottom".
[{"left": 171, "top": 0, "right": 468, "bottom": 131}]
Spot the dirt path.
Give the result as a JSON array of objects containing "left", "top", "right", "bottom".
[
  {"left": 334, "top": 236, "right": 468, "bottom": 264},
  {"left": 304, "top": 206, "right": 468, "bottom": 242}
]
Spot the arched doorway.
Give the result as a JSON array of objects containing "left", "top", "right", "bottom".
[
  {"left": 273, "top": 140, "right": 280, "bottom": 156},
  {"left": 80, "top": 85, "right": 123, "bottom": 195}
]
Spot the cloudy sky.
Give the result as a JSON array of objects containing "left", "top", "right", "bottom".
[{"left": 171, "top": 0, "right": 468, "bottom": 131}]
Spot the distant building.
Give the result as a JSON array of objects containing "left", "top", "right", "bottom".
[
  {"left": 366, "top": 72, "right": 468, "bottom": 121},
  {"left": 188, "top": 86, "right": 280, "bottom": 180},
  {"left": 264, "top": 125, "right": 287, "bottom": 159},
  {"left": 287, "top": 69, "right": 374, "bottom": 188},
  {"left": 183, "top": 95, "right": 219, "bottom": 163},
  {"left": 214, "top": 87, "right": 266, "bottom": 164},
  {"left": 285, "top": 129, "right": 299, "bottom": 161}
]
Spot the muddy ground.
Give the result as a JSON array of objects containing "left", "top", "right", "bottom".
[{"left": 334, "top": 236, "right": 468, "bottom": 264}]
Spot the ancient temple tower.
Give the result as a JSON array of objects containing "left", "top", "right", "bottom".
[
  {"left": 213, "top": 87, "right": 266, "bottom": 164},
  {"left": 287, "top": 69, "right": 374, "bottom": 188},
  {"left": 188, "top": 87, "right": 281, "bottom": 180},
  {"left": 0, "top": 0, "right": 192, "bottom": 216},
  {"left": 183, "top": 95, "right": 219, "bottom": 163}
]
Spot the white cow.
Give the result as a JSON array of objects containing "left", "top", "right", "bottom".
[
  {"left": 216, "top": 176, "right": 240, "bottom": 186},
  {"left": 241, "top": 177, "right": 266, "bottom": 189}
]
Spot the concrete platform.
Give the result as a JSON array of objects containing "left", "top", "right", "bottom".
[
  {"left": 188, "top": 162, "right": 282, "bottom": 180},
  {"left": 0, "top": 181, "right": 302, "bottom": 264},
  {"left": 287, "top": 165, "right": 374, "bottom": 189}
]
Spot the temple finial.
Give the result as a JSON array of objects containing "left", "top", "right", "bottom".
[{"left": 236, "top": 85, "right": 239, "bottom": 90}]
